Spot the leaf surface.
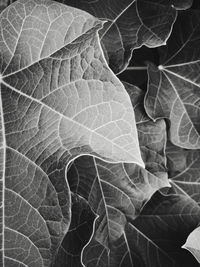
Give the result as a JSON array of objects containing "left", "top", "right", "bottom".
[
  {"left": 57, "top": 0, "right": 181, "bottom": 74},
  {"left": 53, "top": 193, "right": 96, "bottom": 267},
  {"left": 124, "top": 82, "right": 167, "bottom": 179},
  {"left": 0, "top": 0, "right": 144, "bottom": 266},
  {"left": 133, "top": 191, "right": 200, "bottom": 267},
  {"left": 182, "top": 225, "right": 200, "bottom": 264},
  {"left": 58, "top": 83, "right": 170, "bottom": 266},
  {"left": 145, "top": 11, "right": 200, "bottom": 149},
  {"left": 62, "top": 153, "right": 170, "bottom": 266},
  {"left": 83, "top": 221, "right": 177, "bottom": 267},
  {"left": 166, "top": 141, "right": 200, "bottom": 205}
]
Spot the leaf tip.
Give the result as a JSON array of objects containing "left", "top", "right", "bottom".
[{"left": 181, "top": 244, "right": 186, "bottom": 250}]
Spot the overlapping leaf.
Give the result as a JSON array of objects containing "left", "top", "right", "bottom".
[
  {"left": 0, "top": 0, "right": 144, "bottom": 266},
  {"left": 83, "top": 221, "right": 178, "bottom": 267},
  {"left": 182, "top": 225, "right": 200, "bottom": 264},
  {"left": 124, "top": 82, "right": 167, "bottom": 179},
  {"left": 56, "top": 83, "right": 170, "bottom": 266},
  {"left": 53, "top": 193, "right": 96, "bottom": 267},
  {"left": 56, "top": 0, "right": 184, "bottom": 74},
  {"left": 145, "top": 11, "right": 200, "bottom": 149},
  {"left": 64, "top": 155, "right": 170, "bottom": 267},
  {"left": 166, "top": 141, "right": 200, "bottom": 205},
  {"left": 132, "top": 191, "right": 200, "bottom": 267},
  {"left": 164, "top": 141, "right": 200, "bottom": 265},
  {"left": 122, "top": 82, "right": 200, "bottom": 266}
]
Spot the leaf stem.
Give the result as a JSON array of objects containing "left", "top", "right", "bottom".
[{"left": 126, "top": 66, "right": 148, "bottom": 70}]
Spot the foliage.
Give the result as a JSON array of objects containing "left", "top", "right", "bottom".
[{"left": 0, "top": 0, "right": 200, "bottom": 266}]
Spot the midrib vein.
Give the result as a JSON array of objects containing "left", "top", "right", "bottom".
[
  {"left": 0, "top": 79, "right": 138, "bottom": 165},
  {"left": 0, "top": 83, "right": 6, "bottom": 267}
]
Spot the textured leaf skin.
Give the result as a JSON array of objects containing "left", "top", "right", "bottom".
[
  {"left": 53, "top": 194, "right": 96, "bottom": 267},
  {"left": 182, "top": 225, "right": 200, "bottom": 264},
  {"left": 145, "top": 11, "right": 200, "bottom": 149},
  {"left": 124, "top": 82, "right": 167, "bottom": 179},
  {"left": 56, "top": 0, "right": 179, "bottom": 74},
  {"left": 0, "top": 1, "right": 144, "bottom": 165},
  {"left": 166, "top": 141, "right": 200, "bottom": 205},
  {"left": 62, "top": 155, "right": 169, "bottom": 267},
  {"left": 83, "top": 221, "right": 177, "bottom": 267},
  {"left": 165, "top": 141, "right": 200, "bottom": 265},
  {"left": 133, "top": 191, "right": 200, "bottom": 267},
  {"left": 57, "top": 83, "right": 170, "bottom": 266},
  {"left": 0, "top": 0, "right": 144, "bottom": 266}
]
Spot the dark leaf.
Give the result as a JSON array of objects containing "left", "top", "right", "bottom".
[
  {"left": 145, "top": 11, "right": 200, "bottom": 149},
  {"left": 166, "top": 141, "right": 200, "bottom": 205},
  {"left": 53, "top": 194, "right": 96, "bottom": 267},
  {"left": 57, "top": 0, "right": 180, "bottom": 73},
  {"left": 66, "top": 155, "right": 169, "bottom": 266},
  {"left": 83, "top": 221, "right": 178, "bottom": 267},
  {"left": 132, "top": 191, "right": 200, "bottom": 267}
]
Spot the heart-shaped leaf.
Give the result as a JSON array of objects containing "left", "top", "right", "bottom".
[
  {"left": 0, "top": 1, "right": 144, "bottom": 266},
  {"left": 145, "top": 11, "right": 200, "bottom": 149}
]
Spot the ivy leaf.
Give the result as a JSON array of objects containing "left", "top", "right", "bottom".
[
  {"left": 182, "top": 225, "right": 200, "bottom": 264},
  {"left": 0, "top": 1, "right": 144, "bottom": 266},
  {"left": 145, "top": 11, "right": 200, "bottom": 149},
  {"left": 56, "top": 0, "right": 183, "bottom": 74},
  {"left": 166, "top": 141, "right": 200, "bottom": 205},
  {"left": 132, "top": 191, "right": 200, "bottom": 267},
  {"left": 65, "top": 155, "right": 170, "bottom": 267}
]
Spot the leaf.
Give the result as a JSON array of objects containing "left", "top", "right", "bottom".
[
  {"left": 53, "top": 193, "right": 96, "bottom": 267},
  {"left": 132, "top": 191, "right": 200, "bottom": 267},
  {"left": 0, "top": 0, "right": 144, "bottom": 266},
  {"left": 65, "top": 155, "right": 170, "bottom": 266},
  {"left": 83, "top": 221, "right": 177, "bottom": 267},
  {"left": 57, "top": 0, "right": 180, "bottom": 74},
  {"left": 182, "top": 225, "right": 200, "bottom": 264},
  {"left": 171, "top": 0, "right": 193, "bottom": 10},
  {"left": 166, "top": 141, "right": 200, "bottom": 205},
  {"left": 0, "top": 1, "right": 144, "bottom": 165},
  {"left": 145, "top": 11, "right": 200, "bottom": 149},
  {"left": 124, "top": 82, "right": 168, "bottom": 179}
]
